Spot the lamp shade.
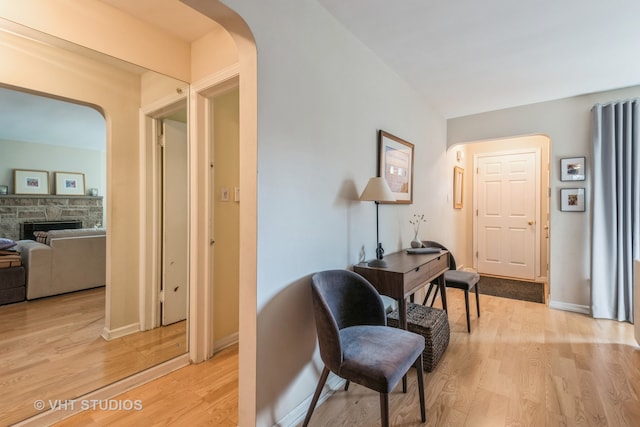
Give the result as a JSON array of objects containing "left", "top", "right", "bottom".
[{"left": 360, "top": 177, "right": 395, "bottom": 202}]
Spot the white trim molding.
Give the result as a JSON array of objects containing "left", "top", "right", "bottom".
[
  {"left": 548, "top": 300, "right": 590, "bottom": 315},
  {"left": 275, "top": 373, "right": 345, "bottom": 427},
  {"left": 101, "top": 322, "right": 140, "bottom": 340},
  {"left": 213, "top": 332, "right": 239, "bottom": 353}
]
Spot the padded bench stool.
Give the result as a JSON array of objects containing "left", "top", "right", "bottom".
[
  {"left": 0, "top": 266, "right": 26, "bottom": 305},
  {"left": 387, "top": 302, "right": 450, "bottom": 372}
]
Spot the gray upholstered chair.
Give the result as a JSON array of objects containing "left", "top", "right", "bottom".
[
  {"left": 421, "top": 241, "right": 480, "bottom": 333},
  {"left": 303, "top": 269, "right": 426, "bottom": 427}
]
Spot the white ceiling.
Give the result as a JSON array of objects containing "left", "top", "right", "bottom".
[
  {"left": 3, "top": 0, "right": 640, "bottom": 150},
  {"left": 317, "top": 0, "right": 640, "bottom": 118}
]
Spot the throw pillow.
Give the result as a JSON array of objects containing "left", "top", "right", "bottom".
[
  {"left": 0, "top": 238, "right": 17, "bottom": 250},
  {"left": 33, "top": 231, "right": 48, "bottom": 244}
]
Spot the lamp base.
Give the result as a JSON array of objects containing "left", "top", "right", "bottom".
[{"left": 367, "top": 258, "right": 388, "bottom": 268}]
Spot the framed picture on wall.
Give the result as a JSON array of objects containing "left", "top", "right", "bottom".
[
  {"left": 14, "top": 169, "right": 49, "bottom": 195},
  {"left": 378, "top": 130, "right": 414, "bottom": 204},
  {"left": 560, "top": 188, "right": 585, "bottom": 212},
  {"left": 54, "top": 171, "right": 86, "bottom": 196},
  {"left": 560, "top": 157, "right": 586, "bottom": 181},
  {"left": 453, "top": 166, "right": 464, "bottom": 209}
]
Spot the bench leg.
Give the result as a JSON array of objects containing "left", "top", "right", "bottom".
[{"left": 474, "top": 284, "right": 480, "bottom": 317}]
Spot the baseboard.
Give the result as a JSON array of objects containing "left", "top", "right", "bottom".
[
  {"left": 15, "top": 354, "right": 190, "bottom": 427},
  {"left": 276, "top": 372, "right": 346, "bottom": 427},
  {"left": 213, "top": 332, "right": 238, "bottom": 353},
  {"left": 101, "top": 322, "right": 140, "bottom": 340},
  {"left": 549, "top": 300, "right": 590, "bottom": 315}
]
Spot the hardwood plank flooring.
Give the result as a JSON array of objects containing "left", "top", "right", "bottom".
[
  {"left": 45, "top": 289, "right": 640, "bottom": 426},
  {"left": 0, "top": 288, "right": 186, "bottom": 426},
  {"left": 304, "top": 291, "right": 640, "bottom": 427},
  {"left": 53, "top": 343, "right": 239, "bottom": 427}
]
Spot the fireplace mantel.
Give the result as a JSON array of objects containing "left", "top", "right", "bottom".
[{"left": 0, "top": 195, "right": 103, "bottom": 241}]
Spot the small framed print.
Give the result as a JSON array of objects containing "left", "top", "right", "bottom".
[
  {"left": 14, "top": 169, "right": 50, "bottom": 195},
  {"left": 560, "top": 188, "right": 585, "bottom": 212},
  {"left": 453, "top": 166, "right": 464, "bottom": 209},
  {"left": 54, "top": 172, "right": 86, "bottom": 196},
  {"left": 560, "top": 157, "right": 585, "bottom": 181}
]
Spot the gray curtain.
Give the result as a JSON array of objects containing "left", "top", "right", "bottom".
[{"left": 591, "top": 99, "right": 639, "bottom": 322}]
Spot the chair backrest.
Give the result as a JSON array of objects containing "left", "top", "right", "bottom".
[
  {"left": 423, "top": 240, "right": 457, "bottom": 270},
  {"left": 310, "top": 270, "right": 386, "bottom": 371}
]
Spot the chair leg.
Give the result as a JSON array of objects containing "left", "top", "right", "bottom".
[
  {"left": 379, "top": 393, "right": 390, "bottom": 427},
  {"left": 344, "top": 380, "right": 350, "bottom": 391},
  {"left": 422, "top": 282, "right": 438, "bottom": 306},
  {"left": 474, "top": 284, "right": 480, "bottom": 317},
  {"left": 430, "top": 286, "right": 439, "bottom": 308},
  {"left": 464, "top": 289, "right": 471, "bottom": 333},
  {"left": 415, "top": 355, "right": 426, "bottom": 422},
  {"left": 302, "top": 366, "right": 330, "bottom": 427}
]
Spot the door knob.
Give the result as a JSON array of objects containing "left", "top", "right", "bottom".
[{"left": 528, "top": 220, "right": 535, "bottom": 225}]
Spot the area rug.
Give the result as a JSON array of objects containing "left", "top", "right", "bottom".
[{"left": 477, "top": 275, "right": 545, "bottom": 303}]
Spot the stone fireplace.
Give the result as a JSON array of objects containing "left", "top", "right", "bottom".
[{"left": 0, "top": 195, "right": 103, "bottom": 241}]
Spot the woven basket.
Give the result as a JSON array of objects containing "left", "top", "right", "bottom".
[{"left": 387, "top": 302, "right": 450, "bottom": 372}]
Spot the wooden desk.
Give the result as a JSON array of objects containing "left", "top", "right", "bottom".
[{"left": 354, "top": 250, "right": 449, "bottom": 330}]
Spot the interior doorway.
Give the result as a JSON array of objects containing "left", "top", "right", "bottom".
[
  {"left": 160, "top": 118, "right": 189, "bottom": 325},
  {"left": 209, "top": 86, "right": 240, "bottom": 352},
  {"left": 140, "top": 95, "right": 189, "bottom": 331},
  {"left": 475, "top": 149, "right": 539, "bottom": 280},
  {"left": 465, "top": 135, "right": 550, "bottom": 284}
]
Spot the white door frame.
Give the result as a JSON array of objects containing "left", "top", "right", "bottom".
[
  {"left": 139, "top": 91, "right": 188, "bottom": 331},
  {"left": 189, "top": 64, "right": 240, "bottom": 363},
  {"left": 472, "top": 147, "right": 542, "bottom": 280}
]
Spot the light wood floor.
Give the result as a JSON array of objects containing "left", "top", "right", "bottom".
[
  {"left": 0, "top": 288, "right": 186, "bottom": 426},
  {"left": 49, "top": 289, "right": 640, "bottom": 426}
]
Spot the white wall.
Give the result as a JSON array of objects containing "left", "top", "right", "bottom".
[
  {"left": 0, "top": 139, "right": 105, "bottom": 197},
  {"left": 216, "top": 1, "right": 451, "bottom": 425},
  {"left": 448, "top": 85, "right": 640, "bottom": 313}
]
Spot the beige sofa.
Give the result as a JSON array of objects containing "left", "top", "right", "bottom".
[{"left": 17, "top": 228, "right": 106, "bottom": 300}]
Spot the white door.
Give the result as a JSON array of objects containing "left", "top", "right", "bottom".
[
  {"left": 161, "top": 119, "right": 188, "bottom": 325},
  {"left": 476, "top": 151, "right": 538, "bottom": 280}
]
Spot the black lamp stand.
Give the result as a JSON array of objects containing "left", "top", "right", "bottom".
[{"left": 367, "top": 201, "right": 387, "bottom": 268}]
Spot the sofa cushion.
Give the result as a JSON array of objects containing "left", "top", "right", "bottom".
[
  {"left": 33, "top": 231, "right": 48, "bottom": 244},
  {"left": 0, "top": 238, "right": 16, "bottom": 250}
]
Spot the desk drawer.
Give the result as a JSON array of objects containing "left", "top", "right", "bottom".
[
  {"left": 429, "top": 254, "right": 448, "bottom": 275},
  {"left": 404, "top": 265, "right": 429, "bottom": 293}
]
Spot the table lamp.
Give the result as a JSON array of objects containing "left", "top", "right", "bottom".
[{"left": 360, "top": 177, "right": 395, "bottom": 267}]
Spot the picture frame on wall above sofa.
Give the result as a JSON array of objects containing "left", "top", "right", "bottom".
[
  {"left": 560, "top": 156, "right": 585, "bottom": 181},
  {"left": 560, "top": 188, "right": 585, "bottom": 212},
  {"left": 54, "top": 171, "right": 85, "bottom": 196},
  {"left": 378, "top": 130, "right": 414, "bottom": 204},
  {"left": 14, "top": 169, "right": 49, "bottom": 195}
]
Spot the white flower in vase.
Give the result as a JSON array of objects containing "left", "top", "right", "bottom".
[{"left": 409, "top": 214, "right": 426, "bottom": 248}]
